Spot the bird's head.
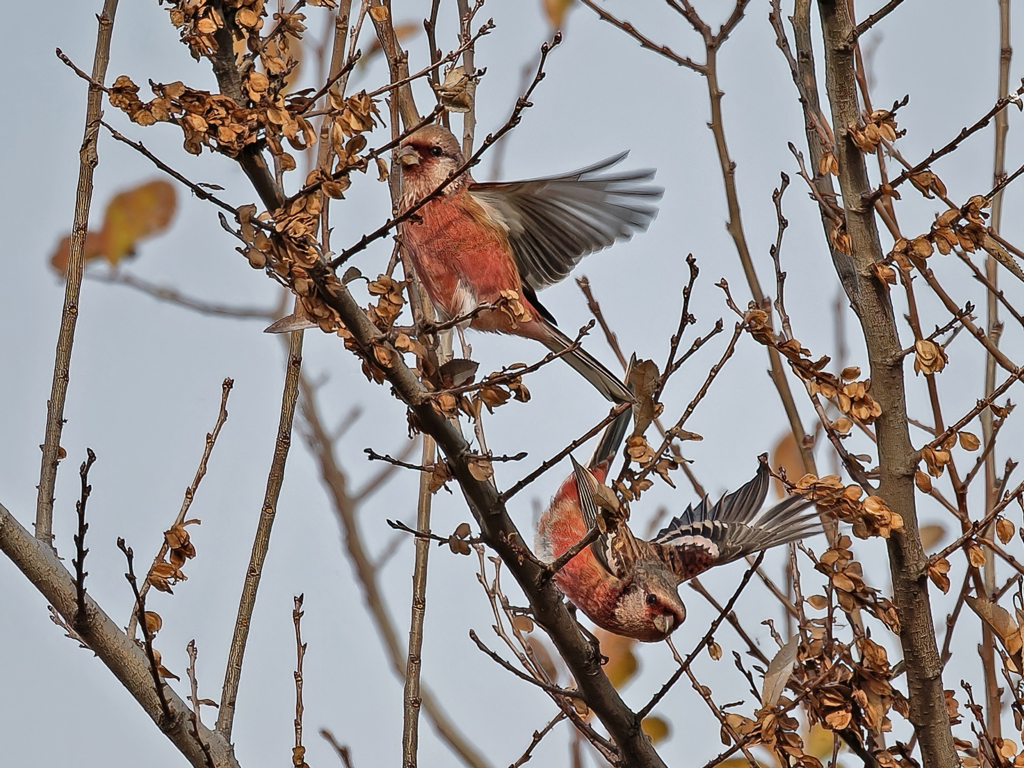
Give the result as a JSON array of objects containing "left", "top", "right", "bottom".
[
  {"left": 613, "top": 564, "right": 686, "bottom": 642},
  {"left": 396, "top": 125, "right": 467, "bottom": 200}
]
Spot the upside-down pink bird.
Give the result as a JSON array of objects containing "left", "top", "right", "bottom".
[
  {"left": 396, "top": 125, "right": 662, "bottom": 403},
  {"left": 536, "top": 408, "right": 821, "bottom": 641}
]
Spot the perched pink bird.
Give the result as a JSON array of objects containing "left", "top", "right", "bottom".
[
  {"left": 396, "top": 124, "right": 661, "bottom": 403},
  {"left": 536, "top": 410, "right": 821, "bottom": 641}
]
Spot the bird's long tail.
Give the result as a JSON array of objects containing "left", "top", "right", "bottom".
[
  {"left": 653, "top": 460, "right": 821, "bottom": 564},
  {"left": 539, "top": 324, "right": 633, "bottom": 404}
]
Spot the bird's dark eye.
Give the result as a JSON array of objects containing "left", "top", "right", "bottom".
[
  {"left": 645, "top": 593, "right": 658, "bottom": 606},
  {"left": 430, "top": 146, "right": 444, "bottom": 157}
]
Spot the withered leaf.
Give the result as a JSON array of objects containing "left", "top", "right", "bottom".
[
  {"left": 918, "top": 523, "right": 946, "bottom": 550},
  {"left": 427, "top": 461, "right": 452, "bottom": 494},
  {"left": 51, "top": 180, "right": 178, "bottom": 274},
  {"left": 511, "top": 615, "right": 534, "bottom": 634},
  {"left": 966, "top": 595, "right": 1024, "bottom": 658},
  {"left": 927, "top": 557, "right": 951, "bottom": 593},
  {"left": 996, "top": 517, "right": 1015, "bottom": 545},
  {"left": 439, "top": 359, "right": 478, "bottom": 388},
  {"left": 958, "top": 431, "right": 981, "bottom": 451},
  {"left": 143, "top": 611, "right": 163, "bottom": 635},
  {"left": 806, "top": 595, "right": 828, "bottom": 610},
  {"left": 967, "top": 542, "right": 986, "bottom": 568},
  {"left": 627, "top": 358, "right": 660, "bottom": 438},
  {"left": 761, "top": 635, "right": 800, "bottom": 708},
  {"left": 433, "top": 65, "right": 475, "bottom": 113}
]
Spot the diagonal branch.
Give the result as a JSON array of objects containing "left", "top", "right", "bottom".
[{"left": 305, "top": 264, "right": 668, "bottom": 766}]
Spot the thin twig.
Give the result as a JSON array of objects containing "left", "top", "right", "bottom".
[
  {"left": 468, "top": 630, "right": 584, "bottom": 699},
  {"left": 928, "top": 479, "right": 1024, "bottom": 567},
  {"left": 73, "top": 449, "right": 97, "bottom": 630},
  {"left": 320, "top": 729, "right": 355, "bottom": 768},
  {"left": 129, "top": 378, "right": 234, "bottom": 638},
  {"left": 117, "top": 538, "right": 173, "bottom": 723},
  {"left": 293, "top": 595, "right": 308, "bottom": 765},
  {"left": 637, "top": 553, "right": 764, "bottom": 720},
  {"left": 849, "top": 0, "right": 909, "bottom": 40},
  {"left": 216, "top": 336, "right": 302, "bottom": 740},
  {"left": 501, "top": 402, "right": 630, "bottom": 503},
  {"left": 402, "top": 431, "right": 435, "bottom": 768},
  {"left": 185, "top": 641, "right": 216, "bottom": 768},
  {"left": 99, "top": 122, "right": 244, "bottom": 217},
  {"left": 89, "top": 270, "right": 276, "bottom": 320},
  {"left": 510, "top": 713, "right": 566, "bottom": 768},
  {"left": 37, "top": 0, "right": 121, "bottom": 547}
]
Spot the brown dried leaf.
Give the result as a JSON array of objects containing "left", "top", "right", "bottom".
[
  {"left": 627, "top": 358, "right": 660, "bottom": 438},
  {"left": 511, "top": 615, "right": 534, "bottom": 634},
  {"left": 958, "top": 431, "right": 981, "bottom": 451},
  {"left": 997, "top": 517, "right": 1014, "bottom": 545},
  {"left": 927, "top": 557, "right": 951, "bottom": 593},
  {"left": 427, "top": 461, "right": 452, "bottom": 494},
  {"left": 433, "top": 65, "right": 475, "bottom": 113},
  {"left": 806, "top": 595, "right": 828, "bottom": 610},
  {"left": 918, "top": 523, "right": 945, "bottom": 550},
  {"left": 913, "top": 339, "right": 947, "bottom": 376},
  {"left": 143, "top": 611, "right": 163, "bottom": 635},
  {"left": 967, "top": 543, "right": 986, "bottom": 568},
  {"left": 966, "top": 595, "right": 1024, "bottom": 658}
]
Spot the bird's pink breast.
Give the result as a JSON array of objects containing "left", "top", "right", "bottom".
[
  {"left": 537, "top": 475, "right": 620, "bottom": 626},
  {"left": 400, "top": 194, "right": 547, "bottom": 339}
]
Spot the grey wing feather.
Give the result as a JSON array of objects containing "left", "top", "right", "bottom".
[
  {"left": 469, "top": 153, "right": 663, "bottom": 292},
  {"left": 653, "top": 462, "right": 821, "bottom": 571}
]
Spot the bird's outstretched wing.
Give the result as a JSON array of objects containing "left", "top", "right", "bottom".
[
  {"left": 469, "top": 154, "right": 662, "bottom": 293},
  {"left": 650, "top": 461, "right": 821, "bottom": 583}
]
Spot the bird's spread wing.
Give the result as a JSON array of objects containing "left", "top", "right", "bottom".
[
  {"left": 468, "top": 154, "right": 662, "bottom": 293},
  {"left": 650, "top": 461, "right": 820, "bottom": 583}
]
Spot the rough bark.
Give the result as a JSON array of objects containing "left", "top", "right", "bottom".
[{"left": 816, "top": 3, "right": 957, "bottom": 766}]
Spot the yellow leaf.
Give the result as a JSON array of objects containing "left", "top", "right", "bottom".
[
  {"left": 50, "top": 179, "right": 177, "bottom": 274},
  {"left": 771, "top": 430, "right": 804, "bottom": 497},
  {"left": 542, "top": 0, "right": 575, "bottom": 28},
  {"left": 99, "top": 179, "right": 178, "bottom": 265},
  {"left": 641, "top": 716, "right": 670, "bottom": 745},
  {"left": 595, "top": 629, "right": 637, "bottom": 688}
]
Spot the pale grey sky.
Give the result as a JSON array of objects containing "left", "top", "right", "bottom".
[{"left": 2, "top": 2, "right": 1022, "bottom": 766}]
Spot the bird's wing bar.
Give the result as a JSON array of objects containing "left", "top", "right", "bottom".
[
  {"left": 650, "top": 461, "right": 822, "bottom": 579},
  {"left": 652, "top": 461, "right": 772, "bottom": 544},
  {"left": 469, "top": 153, "right": 662, "bottom": 292}
]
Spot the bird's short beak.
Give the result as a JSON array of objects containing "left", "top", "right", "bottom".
[
  {"left": 653, "top": 613, "right": 675, "bottom": 637},
  {"left": 396, "top": 145, "right": 420, "bottom": 168}
]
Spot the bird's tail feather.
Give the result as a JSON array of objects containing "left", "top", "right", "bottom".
[{"left": 540, "top": 325, "right": 633, "bottom": 404}]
